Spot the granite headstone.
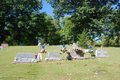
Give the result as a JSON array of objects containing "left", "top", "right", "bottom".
[
  {"left": 45, "top": 52, "right": 61, "bottom": 61},
  {"left": 96, "top": 49, "right": 109, "bottom": 58},
  {"left": 69, "top": 49, "right": 85, "bottom": 60},
  {"left": 14, "top": 53, "right": 37, "bottom": 63}
]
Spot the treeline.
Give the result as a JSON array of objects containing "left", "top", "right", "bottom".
[
  {"left": 47, "top": 0, "right": 120, "bottom": 47},
  {"left": 0, "top": 0, "right": 120, "bottom": 46},
  {"left": 0, "top": 0, "right": 61, "bottom": 45}
]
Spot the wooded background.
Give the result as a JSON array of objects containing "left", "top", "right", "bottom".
[{"left": 0, "top": 0, "right": 120, "bottom": 46}]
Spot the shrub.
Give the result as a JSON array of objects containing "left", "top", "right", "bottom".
[{"left": 77, "top": 30, "right": 88, "bottom": 48}]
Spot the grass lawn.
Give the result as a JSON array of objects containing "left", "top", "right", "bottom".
[{"left": 0, "top": 45, "right": 120, "bottom": 80}]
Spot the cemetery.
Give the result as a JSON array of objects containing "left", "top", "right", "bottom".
[
  {"left": 0, "top": 44, "right": 120, "bottom": 80},
  {"left": 0, "top": 0, "right": 120, "bottom": 80}
]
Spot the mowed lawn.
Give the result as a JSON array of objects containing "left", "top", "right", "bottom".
[{"left": 0, "top": 45, "right": 120, "bottom": 80}]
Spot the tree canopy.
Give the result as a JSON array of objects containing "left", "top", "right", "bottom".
[
  {"left": 0, "top": 0, "right": 120, "bottom": 46},
  {"left": 46, "top": 0, "right": 120, "bottom": 46}
]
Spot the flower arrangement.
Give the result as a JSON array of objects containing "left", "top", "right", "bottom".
[
  {"left": 73, "top": 47, "right": 82, "bottom": 52},
  {"left": 60, "top": 47, "right": 67, "bottom": 53},
  {"left": 89, "top": 46, "right": 95, "bottom": 57},
  {"left": 89, "top": 46, "right": 94, "bottom": 52},
  {"left": 40, "top": 45, "right": 47, "bottom": 53},
  {"left": 40, "top": 49, "right": 47, "bottom": 53},
  {"left": 72, "top": 47, "right": 86, "bottom": 54},
  {"left": 35, "top": 54, "right": 37, "bottom": 58},
  {"left": 60, "top": 44, "right": 67, "bottom": 53}
]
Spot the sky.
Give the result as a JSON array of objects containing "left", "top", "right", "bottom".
[
  {"left": 41, "top": 0, "right": 54, "bottom": 16},
  {"left": 40, "top": 0, "right": 71, "bottom": 19}
]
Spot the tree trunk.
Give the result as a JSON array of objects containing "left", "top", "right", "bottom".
[
  {"left": 18, "top": 27, "right": 20, "bottom": 45},
  {"left": 45, "top": 32, "right": 48, "bottom": 43}
]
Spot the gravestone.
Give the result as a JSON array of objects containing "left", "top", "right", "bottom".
[
  {"left": 1, "top": 43, "right": 8, "bottom": 48},
  {"left": 37, "top": 52, "right": 42, "bottom": 60},
  {"left": 0, "top": 46, "right": 3, "bottom": 51},
  {"left": 14, "top": 53, "right": 37, "bottom": 63},
  {"left": 69, "top": 49, "right": 85, "bottom": 60},
  {"left": 72, "top": 43, "right": 78, "bottom": 47},
  {"left": 96, "top": 49, "right": 109, "bottom": 58},
  {"left": 45, "top": 52, "right": 61, "bottom": 61}
]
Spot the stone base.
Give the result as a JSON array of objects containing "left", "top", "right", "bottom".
[
  {"left": 13, "top": 60, "right": 37, "bottom": 63},
  {"left": 72, "top": 57, "right": 86, "bottom": 60}
]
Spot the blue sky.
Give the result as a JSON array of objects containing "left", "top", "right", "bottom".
[
  {"left": 40, "top": 0, "right": 70, "bottom": 18},
  {"left": 41, "top": 0, "right": 54, "bottom": 16}
]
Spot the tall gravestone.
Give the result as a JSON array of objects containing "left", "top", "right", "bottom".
[
  {"left": 14, "top": 53, "right": 37, "bottom": 63},
  {"left": 96, "top": 49, "right": 109, "bottom": 58}
]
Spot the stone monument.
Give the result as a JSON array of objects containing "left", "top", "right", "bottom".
[{"left": 14, "top": 53, "right": 37, "bottom": 63}]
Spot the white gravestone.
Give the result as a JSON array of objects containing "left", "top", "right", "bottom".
[
  {"left": 96, "top": 50, "right": 109, "bottom": 58},
  {"left": 0, "top": 46, "right": 3, "bottom": 51},
  {"left": 37, "top": 52, "right": 42, "bottom": 60},
  {"left": 45, "top": 52, "right": 61, "bottom": 61},
  {"left": 72, "top": 43, "right": 78, "bottom": 47},
  {"left": 14, "top": 53, "right": 37, "bottom": 63}
]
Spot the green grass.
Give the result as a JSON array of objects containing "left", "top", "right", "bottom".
[{"left": 0, "top": 45, "right": 120, "bottom": 80}]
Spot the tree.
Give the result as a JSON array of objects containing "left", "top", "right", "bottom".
[
  {"left": 113, "top": 9, "right": 120, "bottom": 45},
  {"left": 60, "top": 16, "right": 75, "bottom": 43},
  {"left": 98, "top": 2, "right": 116, "bottom": 45},
  {"left": 78, "top": 30, "right": 88, "bottom": 48},
  {"left": 0, "top": 0, "right": 13, "bottom": 43},
  {"left": 46, "top": 0, "right": 118, "bottom": 44},
  {"left": 3, "top": 0, "right": 43, "bottom": 45}
]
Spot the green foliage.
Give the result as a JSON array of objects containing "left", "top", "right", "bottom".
[
  {"left": 78, "top": 30, "right": 88, "bottom": 48},
  {"left": 59, "top": 16, "right": 76, "bottom": 44},
  {"left": 0, "top": 0, "right": 45, "bottom": 45},
  {"left": 1, "top": 0, "right": 119, "bottom": 45},
  {"left": 46, "top": 0, "right": 118, "bottom": 45},
  {"left": 43, "top": 14, "right": 61, "bottom": 45},
  {"left": 112, "top": 9, "right": 120, "bottom": 45},
  {"left": 87, "top": 40, "right": 96, "bottom": 57},
  {"left": 0, "top": 0, "right": 13, "bottom": 43}
]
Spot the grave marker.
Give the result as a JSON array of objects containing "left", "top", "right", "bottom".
[
  {"left": 1, "top": 43, "right": 8, "bottom": 48},
  {"left": 45, "top": 52, "right": 61, "bottom": 61},
  {"left": 14, "top": 53, "right": 37, "bottom": 63},
  {"left": 72, "top": 43, "right": 77, "bottom": 47},
  {"left": 96, "top": 49, "right": 109, "bottom": 58},
  {"left": 0, "top": 46, "right": 3, "bottom": 51},
  {"left": 69, "top": 49, "right": 85, "bottom": 60}
]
